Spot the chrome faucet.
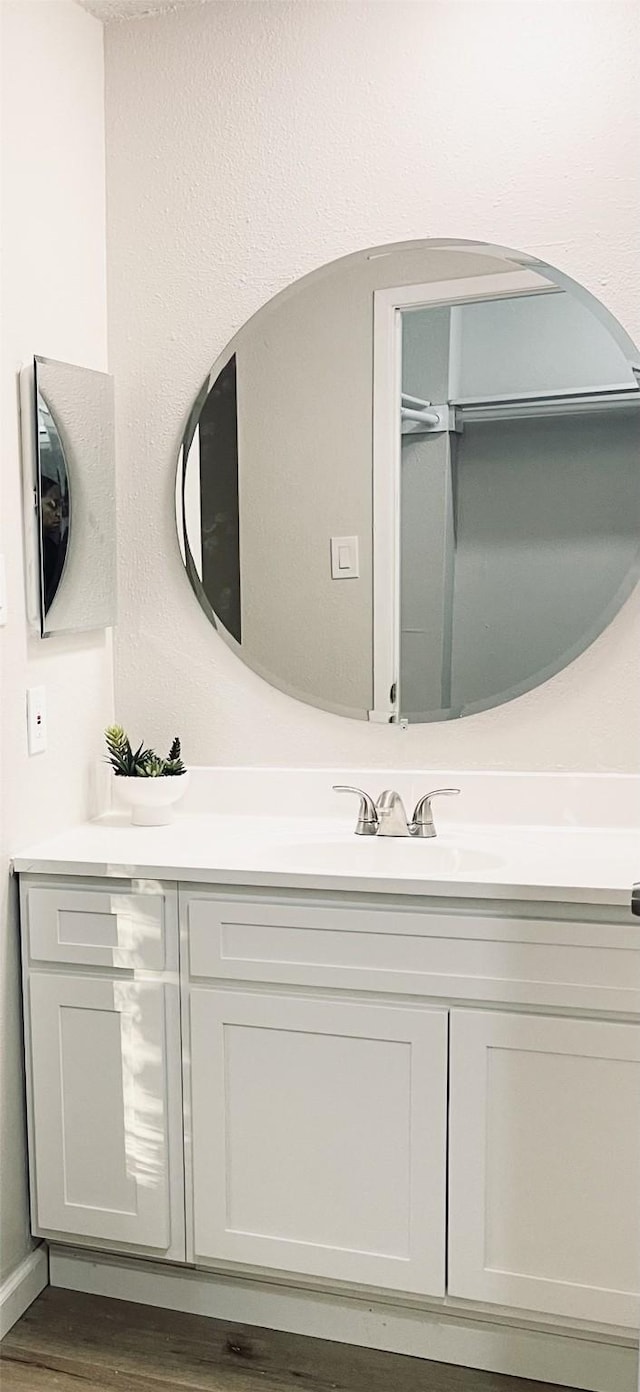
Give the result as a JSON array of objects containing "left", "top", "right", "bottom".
[
  {"left": 410, "top": 788, "right": 460, "bottom": 837},
  {"left": 375, "top": 789, "right": 412, "bottom": 836},
  {"left": 333, "top": 785, "right": 460, "bottom": 838},
  {"left": 332, "top": 786, "right": 379, "bottom": 835}
]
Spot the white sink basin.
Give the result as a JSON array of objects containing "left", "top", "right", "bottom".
[{"left": 269, "top": 834, "right": 503, "bottom": 878}]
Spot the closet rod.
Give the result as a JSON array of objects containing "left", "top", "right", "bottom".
[
  {"left": 401, "top": 405, "right": 441, "bottom": 426},
  {"left": 455, "top": 388, "right": 640, "bottom": 423}
]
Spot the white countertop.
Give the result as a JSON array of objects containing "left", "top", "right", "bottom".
[{"left": 12, "top": 810, "right": 640, "bottom": 908}]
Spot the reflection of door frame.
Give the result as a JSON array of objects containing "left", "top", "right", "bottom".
[{"left": 370, "top": 269, "right": 552, "bottom": 722}]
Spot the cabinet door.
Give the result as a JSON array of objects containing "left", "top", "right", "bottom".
[
  {"left": 28, "top": 973, "right": 182, "bottom": 1255},
  {"left": 189, "top": 989, "right": 448, "bottom": 1295},
  {"left": 448, "top": 1010, "right": 640, "bottom": 1326}
]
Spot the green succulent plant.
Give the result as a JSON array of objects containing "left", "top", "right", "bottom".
[{"left": 105, "top": 726, "right": 186, "bottom": 777}]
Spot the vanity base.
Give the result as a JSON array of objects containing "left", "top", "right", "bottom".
[
  {"left": 49, "top": 1247, "right": 638, "bottom": 1392},
  {"left": 0, "top": 1245, "right": 48, "bottom": 1340}
]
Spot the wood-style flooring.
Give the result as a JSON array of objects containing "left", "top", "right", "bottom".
[{"left": 0, "top": 1287, "right": 579, "bottom": 1391}]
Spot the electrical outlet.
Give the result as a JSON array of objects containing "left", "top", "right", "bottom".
[{"left": 27, "top": 686, "right": 47, "bottom": 755}]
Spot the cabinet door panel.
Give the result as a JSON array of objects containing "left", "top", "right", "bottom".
[
  {"left": 189, "top": 990, "right": 447, "bottom": 1295},
  {"left": 448, "top": 1010, "right": 640, "bottom": 1326},
  {"left": 29, "top": 973, "right": 178, "bottom": 1253}
]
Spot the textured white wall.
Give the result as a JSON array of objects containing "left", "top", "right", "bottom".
[
  {"left": 0, "top": 0, "right": 112, "bottom": 1281},
  {"left": 106, "top": 0, "right": 640, "bottom": 771}
]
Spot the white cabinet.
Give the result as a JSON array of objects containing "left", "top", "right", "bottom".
[
  {"left": 188, "top": 987, "right": 448, "bottom": 1295},
  {"left": 27, "top": 973, "right": 184, "bottom": 1258},
  {"left": 448, "top": 1009, "right": 640, "bottom": 1327},
  {"left": 19, "top": 875, "right": 640, "bottom": 1360},
  {"left": 21, "top": 876, "right": 184, "bottom": 1261}
]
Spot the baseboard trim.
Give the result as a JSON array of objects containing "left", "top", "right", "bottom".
[
  {"left": 0, "top": 1245, "right": 49, "bottom": 1339},
  {"left": 49, "top": 1247, "right": 638, "bottom": 1392}
]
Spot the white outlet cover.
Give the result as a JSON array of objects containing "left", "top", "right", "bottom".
[{"left": 27, "top": 686, "right": 47, "bottom": 755}]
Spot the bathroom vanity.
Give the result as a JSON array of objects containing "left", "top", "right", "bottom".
[{"left": 13, "top": 771, "right": 640, "bottom": 1392}]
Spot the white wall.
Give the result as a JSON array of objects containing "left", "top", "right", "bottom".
[
  {"left": 105, "top": 0, "right": 640, "bottom": 771},
  {"left": 0, "top": 0, "right": 112, "bottom": 1281}
]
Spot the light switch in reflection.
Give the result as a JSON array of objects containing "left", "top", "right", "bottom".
[{"left": 330, "top": 536, "right": 359, "bottom": 579}]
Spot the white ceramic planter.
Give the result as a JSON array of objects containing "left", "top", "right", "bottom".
[{"left": 115, "top": 772, "right": 190, "bottom": 826}]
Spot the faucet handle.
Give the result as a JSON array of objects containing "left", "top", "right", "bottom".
[
  {"left": 411, "top": 788, "right": 460, "bottom": 838},
  {"left": 333, "top": 785, "right": 379, "bottom": 836}
]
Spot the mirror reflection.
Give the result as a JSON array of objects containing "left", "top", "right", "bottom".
[
  {"left": 31, "top": 356, "right": 116, "bottom": 637},
  {"left": 37, "top": 391, "right": 70, "bottom": 615},
  {"left": 177, "top": 241, "right": 640, "bottom": 722}
]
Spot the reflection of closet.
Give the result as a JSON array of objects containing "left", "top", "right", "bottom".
[{"left": 399, "top": 292, "right": 640, "bottom": 720}]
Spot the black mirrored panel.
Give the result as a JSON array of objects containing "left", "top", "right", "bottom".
[
  {"left": 30, "top": 356, "right": 116, "bottom": 637},
  {"left": 177, "top": 240, "right": 640, "bottom": 722},
  {"left": 36, "top": 390, "right": 71, "bottom": 616},
  {"left": 197, "top": 354, "right": 241, "bottom": 643}
]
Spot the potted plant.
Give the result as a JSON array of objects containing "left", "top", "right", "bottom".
[{"left": 105, "top": 725, "right": 189, "bottom": 825}]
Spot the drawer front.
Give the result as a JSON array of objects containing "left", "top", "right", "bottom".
[
  {"left": 185, "top": 892, "right": 640, "bottom": 1012},
  {"left": 24, "top": 882, "right": 174, "bottom": 971}
]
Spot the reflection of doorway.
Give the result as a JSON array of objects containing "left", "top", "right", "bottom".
[{"left": 371, "top": 268, "right": 558, "bottom": 723}]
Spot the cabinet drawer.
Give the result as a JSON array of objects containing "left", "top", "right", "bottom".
[
  {"left": 185, "top": 892, "right": 640, "bottom": 1011},
  {"left": 23, "top": 882, "right": 175, "bottom": 971}
]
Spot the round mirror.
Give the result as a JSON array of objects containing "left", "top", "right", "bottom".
[{"left": 176, "top": 239, "right": 640, "bottom": 722}]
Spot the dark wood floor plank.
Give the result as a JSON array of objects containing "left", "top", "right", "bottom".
[
  {"left": 0, "top": 1349, "right": 181, "bottom": 1391},
  {"left": 0, "top": 1288, "right": 578, "bottom": 1392}
]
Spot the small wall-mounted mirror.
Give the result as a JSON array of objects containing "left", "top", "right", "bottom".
[
  {"left": 21, "top": 356, "right": 116, "bottom": 636},
  {"left": 177, "top": 239, "right": 640, "bottom": 723}
]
